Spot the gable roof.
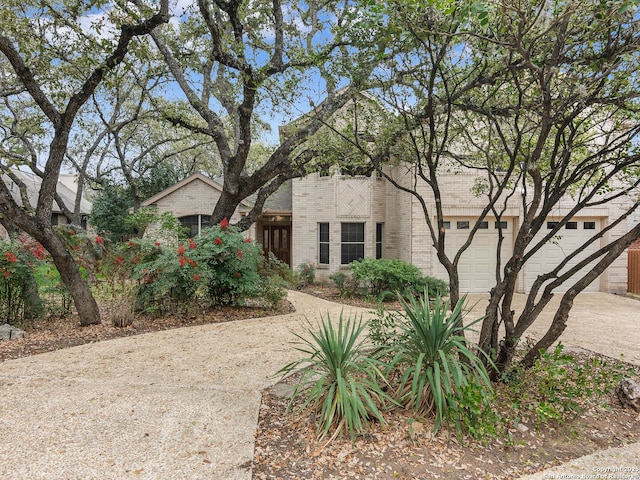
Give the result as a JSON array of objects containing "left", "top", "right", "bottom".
[
  {"left": 141, "top": 172, "right": 292, "bottom": 214},
  {"left": 140, "top": 173, "right": 253, "bottom": 209},
  {"left": 278, "top": 90, "right": 385, "bottom": 142},
  {"left": 2, "top": 169, "right": 92, "bottom": 215}
]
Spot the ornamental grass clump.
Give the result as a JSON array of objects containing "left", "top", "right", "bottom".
[
  {"left": 387, "top": 292, "right": 494, "bottom": 434},
  {"left": 280, "top": 312, "right": 391, "bottom": 442}
]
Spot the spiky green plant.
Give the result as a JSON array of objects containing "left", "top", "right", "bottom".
[
  {"left": 389, "top": 292, "right": 493, "bottom": 434},
  {"left": 280, "top": 312, "right": 391, "bottom": 442}
]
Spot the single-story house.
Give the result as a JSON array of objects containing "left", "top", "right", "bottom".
[
  {"left": 142, "top": 163, "right": 632, "bottom": 294},
  {"left": 139, "top": 173, "right": 293, "bottom": 265},
  {"left": 140, "top": 94, "right": 633, "bottom": 294}
]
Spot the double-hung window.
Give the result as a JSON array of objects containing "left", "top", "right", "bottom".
[{"left": 341, "top": 223, "right": 365, "bottom": 264}]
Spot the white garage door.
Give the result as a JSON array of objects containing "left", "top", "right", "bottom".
[
  {"left": 433, "top": 218, "right": 514, "bottom": 293},
  {"left": 524, "top": 218, "right": 601, "bottom": 293}
]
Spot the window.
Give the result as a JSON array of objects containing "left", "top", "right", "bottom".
[
  {"left": 457, "top": 221, "right": 469, "bottom": 230},
  {"left": 318, "top": 223, "right": 329, "bottom": 265},
  {"left": 442, "top": 221, "right": 451, "bottom": 229},
  {"left": 376, "top": 223, "right": 383, "bottom": 259},
  {"left": 341, "top": 223, "right": 365, "bottom": 264},
  {"left": 547, "top": 221, "right": 559, "bottom": 229},
  {"left": 179, "top": 215, "right": 211, "bottom": 237},
  {"left": 50, "top": 213, "right": 71, "bottom": 226},
  {"left": 495, "top": 221, "right": 508, "bottom": 229},
  {"left": 478, "top": 221, "right": 489, "bottom": 229},
  {"left": 566, "top": 222, "right": 578, "bottom": 230},
  {"left": 584, "top": 221, "right": 596, "bottom": 230}
]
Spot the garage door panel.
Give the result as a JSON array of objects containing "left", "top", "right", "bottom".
[
  {"left": 433, "top": 218, "right": 513, "bottom": 294},
  {"left": 524, "top": 218, "right": 601, "bottom": 292}
]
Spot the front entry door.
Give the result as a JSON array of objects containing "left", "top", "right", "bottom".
[{"left": 263, "top": 225, "right": 291, "bottom": 266}]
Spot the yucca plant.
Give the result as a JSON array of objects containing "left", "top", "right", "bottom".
[
  {"left": 388, "top": 292, "right": 493, "bottom": 434},
  {"left": 279, "top": 312, "right": 391, "bottom": 442}
]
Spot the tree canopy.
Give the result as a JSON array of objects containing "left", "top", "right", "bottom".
[
  {"left": 313, "top": 0, "right": 640, "bottom": 371},
  {"left": 0, "top": 0, "right": 170, "bottom": 325},
  {"left": 2, "top": 0, "right": 639, "bottom": 345}
]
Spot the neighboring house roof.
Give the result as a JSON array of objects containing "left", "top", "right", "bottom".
[{"left": 1, "top": 169, "right": 92, "bottom": 215}]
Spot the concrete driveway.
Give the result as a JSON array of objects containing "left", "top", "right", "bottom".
[
  {"left": 466, "top": 292, "right": 640, "bottom": 365},
  {"left": 0, "top": 291, "right": 371, "bottom": 480},
  {"left": 0, "top": 291, "right": 637, "bottom": 479}
]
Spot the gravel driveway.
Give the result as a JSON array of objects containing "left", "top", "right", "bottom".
[{"left": 0, "top": 291, "right": 637, "bottom": 479}]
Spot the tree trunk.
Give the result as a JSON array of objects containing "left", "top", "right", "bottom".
[
  {"left": 22, "top": 273, "right": 44, "bottom": 319},
  {"left": 519, "top": 223, "right": 640, "bottom": 368},
  {"left": 448, "top": 268, "right": 460, "bottom": 308},
  {"left": 40, "top": 226, "right": 101, "bottom": 326},
  {"left": 211, "top": 190, "right": 244, "bottom": 228}
]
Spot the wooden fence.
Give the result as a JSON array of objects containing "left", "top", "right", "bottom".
[{"left": 629, "top": 249, "right": 640, "bottom": 294}]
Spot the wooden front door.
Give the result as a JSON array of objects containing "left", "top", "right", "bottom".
[{"left": 263, "top": 225, "right": 291, "bottom": 266}]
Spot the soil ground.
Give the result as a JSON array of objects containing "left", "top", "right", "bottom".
[{"left": 0, "top": 300, "right": 294, "bottom": 363}]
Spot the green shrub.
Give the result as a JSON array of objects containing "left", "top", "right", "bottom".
[
  {"left": 329, "top": 271, "right": 347, "bottom": 289},
  {"left": 196, "top": 223, "right": 264, "bottom": 306},
  {"left": 132, "top": 220, "right": 288, "bottom": 313},
  {"left": 349, "top": 258, "right": 448, "bottom": 300},
  {"left": 261, "top": 252, "right": 296, "bottom": 284},
  {"left": 131, "top": 239, "right": 200, "bottom": 314},
  {"left": 280, "top": 312, "right": 391, "bottom": 441},
  {"left": 386, "top": 292, "right": 493, "bottom": 434},
  {"left": 369, "top": 307, "right": 403, "bottom": 349},
  {"left": 0, "top": 238, "right": 46, "bottom": 323},
  {"left": 258, "top": 253, "right": 293, "bottom": 308},
  {"left": 296, "top": 262, "right": 316, "bottom": 286},
  {"left": 419, "top": 276, "right": 449, "bottom": 298},
  {"left": 448, "top": 377, "right": 502, "bottom": 441},
  {"left": 501, "top": 343, "right": 637, "bottom": 428}
]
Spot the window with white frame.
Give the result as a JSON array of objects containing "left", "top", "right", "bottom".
[{"left": 341, "top": 223, "right": 365, "bottom": 264}]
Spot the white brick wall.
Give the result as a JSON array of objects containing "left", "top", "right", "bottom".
[
  {"left": 145, "top": 177, "right": 248, "bottom": 240},
  {"left": 292, "top": 173, "right": 389, "bottom": 282},
  {"left": 292, "top": 163, "right": 632, "bottom": 293}
]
